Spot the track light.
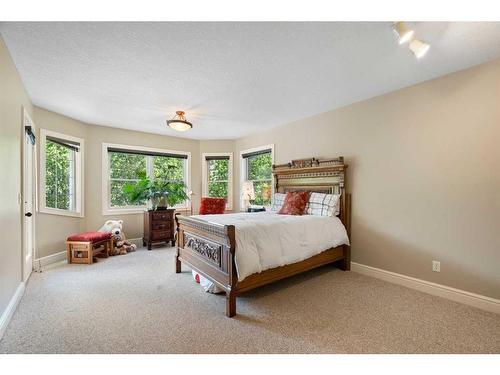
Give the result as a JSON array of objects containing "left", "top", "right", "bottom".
[
  {"left": 392, "top": 22, "right": 414, "bottom": 44},
  {"left": 409, "top": 38, "right": 430, "bottom": 59}
]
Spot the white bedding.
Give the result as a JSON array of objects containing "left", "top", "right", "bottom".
[{"left": 190, "top": 212, "right": 350, "bottom": 282}]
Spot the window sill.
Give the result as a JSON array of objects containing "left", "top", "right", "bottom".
[
  {"left": 102, "top": 206, "right": 191, "bottom": 216},
  {"left": 39, "top": 207, "right": 84, "bottom": 218}
]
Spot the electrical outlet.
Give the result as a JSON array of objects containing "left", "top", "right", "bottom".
[{"left": 432, "top": 260, "right": 441, "bottom": 272}]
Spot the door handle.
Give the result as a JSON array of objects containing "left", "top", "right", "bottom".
[{"left": 25, "top": 212, "right": 32, "bottom": 217}]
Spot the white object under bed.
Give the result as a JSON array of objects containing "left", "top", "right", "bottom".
[{"left": 190, "top": 211, "right": 350, "bottom": 283}]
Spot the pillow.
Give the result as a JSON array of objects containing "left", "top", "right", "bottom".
[
  {"left": 270, "top": 193, "right": 286, "bottom": 212},
  {"left": 278, "top": 191, "right": 310, "bottom": 215},
  {"left": 306, "top": 192, "right": 341, "bottom": 217},
  {"left": 199, "top": 197, "right": 226, "bottom": 215}
]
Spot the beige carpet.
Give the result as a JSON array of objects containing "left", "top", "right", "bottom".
[{"left": 1, "top": 246, "right": 499, "bottom": 354}]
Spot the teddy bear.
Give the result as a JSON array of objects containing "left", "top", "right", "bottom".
[
  {"left": 98, "top": 220, "right": 137, "bottom": 256},
  {"left": 114, "top": 231, "right": 137, "bottom": 255}
]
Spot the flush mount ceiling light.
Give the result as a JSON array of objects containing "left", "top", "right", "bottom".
[
  {"left": 409, "top": 38, "right": 430, "bottom": 59},
  {"left": 166, "top": 111, "right": 193, "bottom": 132},
  {"left": 392, "top": 22, "right": 414, "bottom": 44}
]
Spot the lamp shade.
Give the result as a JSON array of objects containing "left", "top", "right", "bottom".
[
  {"left": 241, "top": 181, "right": 255, "bottom": 200},
  {"left": 409, "top": 38, "right": 430, "bottom": 59},
  {"left": 392, "top": 22, "right": 414, "bottom": 44},
  {"left": 167, "top": 111, "right": 193, "bottom": 132}
]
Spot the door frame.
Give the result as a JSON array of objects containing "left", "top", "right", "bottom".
[{"left": 22, "top": 108, "right": 37, "bottom": 281}]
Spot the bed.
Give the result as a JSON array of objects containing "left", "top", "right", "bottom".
[{"left": 175, "top": 156, "right": 351, "bottom": 317}]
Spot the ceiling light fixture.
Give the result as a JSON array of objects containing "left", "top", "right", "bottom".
[
  {"left": 392, "top": 22, "right": 414, "bottom": 44},
  {"left": 166, "top": 111, "right": 192, "bottom": 132},
  {"left": 409, "top": 38, "right": 430, "bottom": 59}
]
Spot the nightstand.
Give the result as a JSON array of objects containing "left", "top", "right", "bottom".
[
  {"left": 143, "top": 209, "right": 175, "bottom": 250},
  {"left": 247, "top": 207, "right": 266, "bottom": 213}
]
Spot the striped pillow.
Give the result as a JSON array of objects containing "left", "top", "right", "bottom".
[
  {"left": 306, "top": 193, "right": 341, "bottom": 217},
  {"left": 270, "top": 193, "right": 286, "bottom": 212}
]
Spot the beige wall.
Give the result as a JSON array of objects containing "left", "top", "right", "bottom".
[
  {"left": 34, "top": 107, "right": 202, "bottom": 253},
  {"left": 0, "top": 37, "right": 33, "bottom": 314},
  {"left": 235, "top": 59, "right": 500, "bottom": 299},
  {"left": 34, "top": 108, "right": 240, "bottom": 255},
  {"left": 33, "top": 108, "right": 87, "bottom": 258},
  {"left": 84, "top": 122, "right": 201, "bottom": 238}
]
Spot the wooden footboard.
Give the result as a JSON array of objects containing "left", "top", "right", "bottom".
[{"left": 175, "top": 214, "right": 238, "bottom": 316}]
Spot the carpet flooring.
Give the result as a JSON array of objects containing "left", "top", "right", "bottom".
[{"left": 1, "top": 246, "right": 499, "bottom": 354}]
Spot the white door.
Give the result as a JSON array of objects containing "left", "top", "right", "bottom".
[{"left": 23, "top": 110, "right": 36, "bottom": 281}]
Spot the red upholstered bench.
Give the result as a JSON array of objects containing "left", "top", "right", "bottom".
[{"left": 66, "top": 232, "right": 114, "bottom": 264}]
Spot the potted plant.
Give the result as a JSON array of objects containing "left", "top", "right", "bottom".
[{"left": 122, "top": 171, "right": 189, "bottom": 210}]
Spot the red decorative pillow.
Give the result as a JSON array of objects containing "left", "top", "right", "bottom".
[
  {"left": 278, "top": 191, "right": 310, "bottom": 215},
  {"left": 67, "top": 231, "right": 112, "bottom": 243},
  {"left": 199, "top": 197, "right": 226, "bottom": 215}
]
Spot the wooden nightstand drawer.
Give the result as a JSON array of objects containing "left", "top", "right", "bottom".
[
  {"left": 152, "top": 221, "right": 171, "bottom": 230},
  {"left": 152, "top": 211, "right": 171, "bottom": 221},
  {"left": 151, "top": 230, "right": 171, "bottom": 241}
]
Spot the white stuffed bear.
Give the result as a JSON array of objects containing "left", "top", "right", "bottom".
[
  {"left": 98, "top": 220, "right": 136, "bottom": 255},
  {"left": 99, "top": 219, "right": 123, "bottom": 237}
]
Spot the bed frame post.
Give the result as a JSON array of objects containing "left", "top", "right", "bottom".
[
  {"left": 174, "top": 214, "right": 182, "bottom": 273},
  {"left": 340, "top": 192, "right": 352, "bottom": 271},
  {"left": 226, "top": 225, "right": 237, "bottom": 317}
]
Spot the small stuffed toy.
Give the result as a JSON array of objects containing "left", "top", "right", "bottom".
[
  {"left": 114, "top": 232, "right": 137, "bottom": 255},
  {"left": 98, "top": 220, "right": 136, "bottom": 255}
]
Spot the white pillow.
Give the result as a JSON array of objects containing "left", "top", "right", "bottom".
[
  {"left": 306, "top": 192, "right": 341, "bottom": 217},
  {"left": 270, "top": 193, "right": 286, "bottom": 212}
]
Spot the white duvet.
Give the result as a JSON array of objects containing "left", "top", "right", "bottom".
[{"left": 190, "top": 212, "right": 350, "bottom": 282}]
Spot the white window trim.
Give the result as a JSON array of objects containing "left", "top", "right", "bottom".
[
  {"left": 39, "top": 128, "right": 84, "bottom": 218},
  {"left": 102, "top": 143, "right": 191, "bottom": 215},
  {"left": 201, "top": 152, "right": 233, "bottom": 211},
  {"left": 239, "top": 144, "right": 274, "bottom": 211}
]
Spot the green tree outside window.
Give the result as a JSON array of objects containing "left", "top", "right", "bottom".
[
  {"left": 45, "top": 140, "right": 75, "bottom": 210},
  {"left": 207, "top": 159, "right": 229, "bottom": 199},
  {"left": 109, "top": 151, "right": 187, "bottom": 208},
  {"left": 246, "top": 152, "right": 272, "bottom": 206}
]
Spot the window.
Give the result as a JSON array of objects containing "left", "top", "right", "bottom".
[
  {"left": 102, "top": 143, "right": 190, "bottom": 214},
  {"left": 202, "top": 153, "right": 233, "bottom": 210},
  {"left": 40, "top": 129, "right": 84, "bottom": 217},
  {"left": 240, "top": 145, "right": 274, "bottom": 208}
]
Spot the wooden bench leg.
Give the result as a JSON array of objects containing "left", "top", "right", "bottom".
[
  {"left": 226, "top": 291, "right": 236, "bottom": 317},
  {"left": 66, "top": 242, "right": 72, "bottom": 264},
  {"left": 103, "top": 239, "right": 110, "bottom": 258},
  {"left": 109, "top": 238, "right": 114, "bottom": 256}
]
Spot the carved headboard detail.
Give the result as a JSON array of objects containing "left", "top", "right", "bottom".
[{"left": 272, "top": 156, "right": 350, "bottom": 232}]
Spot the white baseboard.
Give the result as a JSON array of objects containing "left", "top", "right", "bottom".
[
  {"left": 33, "top": 239, "right": 145, "bottom": 271},
  {"left": 34, "top": 250, "right": 67, "bottom": 272},
  {"left": 0, "top": 282, "right": 25, "bottom": 341},
  {"left": 351, "top": 262, "right": 500, "bottom": 314}
]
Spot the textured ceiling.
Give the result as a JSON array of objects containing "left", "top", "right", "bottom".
[{"left": 1, "top": 22, "right": 500, "bottom": 140}]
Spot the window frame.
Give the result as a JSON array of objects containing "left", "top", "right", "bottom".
[
  {"left": 201, "top": 152, "right": 233, "bottom": 210},
  {"left": 39, "top": 128, "right": 84, "bottom": 218},
  {"left": 102, "top": 143, "right": 191, "bottom": 215},
  {"left": 239, "top": 144, "right": 274, "bottom": 210}
]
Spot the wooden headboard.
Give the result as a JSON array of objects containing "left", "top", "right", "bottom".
[{"left": 272, "top": 157, "right": 350, "bottom": 234}]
